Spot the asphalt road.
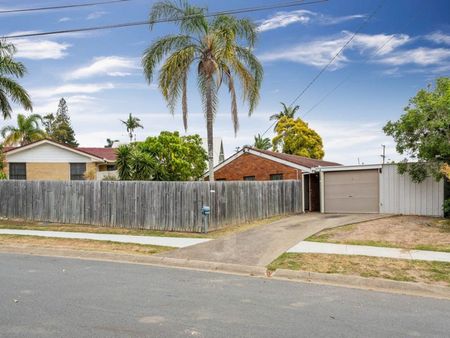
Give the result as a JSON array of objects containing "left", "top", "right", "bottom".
[{"left": 0, "top": 253, "right": 449, "bottom": 338}]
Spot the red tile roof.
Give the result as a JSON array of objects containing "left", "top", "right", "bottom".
[
  {"left": 78, "top": 148, "right": 117, "bottom": 161},
  {"left": 249, "top": 148, "right": 341, "bottom": 168}
]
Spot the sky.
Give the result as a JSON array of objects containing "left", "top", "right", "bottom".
[{"left": 1, "top": 0, "right": 449, "bottom": 165}]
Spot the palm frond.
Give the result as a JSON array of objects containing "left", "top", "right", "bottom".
[{"left": 0, "top": 77, "right": 33, "bottom": 111}]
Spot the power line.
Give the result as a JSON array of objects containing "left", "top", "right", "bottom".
[
  {"left": 2, "top": 0, "right": 328, "bottom": 39},
  {"left": 0, "top": 0, "right": 131, "bottom": 15},
  {"left": 260, "top": 0, "right": 385, "bottom": 137},
  {"left": 288, "top": 0, "right": 386, "bottom": 107},
  {"left": 302, "top": 20, "right": 411, "bottom": 118}
]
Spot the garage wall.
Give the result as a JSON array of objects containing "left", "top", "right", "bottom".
[
  {"left": 324, "top": 169, "right": 379, "bottom": 213},
  {"left": 380, "top": 164, "right": 444, "bottom": 217}
]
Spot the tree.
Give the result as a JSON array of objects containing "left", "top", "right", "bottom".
[
  {"left": 43, "top": 98, "right": 79, "bottom": 147},
  {"left": 383, "top": 77, "right": 450, "bottom": 183},
  {"left": 1, "top": 113, "right": 45, "bottom": 146},
  {"left": 253, "top": 133, "right": 271, "bottom": 150},
  {"left": 142, "top": 0, "right": 263, "bottom": 181},
  {"left": 0, "top": 40, "right": 32, "bottom": 120},
  {"left": 270, "top": 102, "right": 300, "bottom": 130},
  {"left": 121, "top": 113, "right": 143, "bottom": 142},
  {"left": 272, "top": 116, "right": 324, "bottom": 159},
  {"left": 105, "top": 138, "right": 119, "bottom": 148},
  {"left": 116, "top": 131, "right": 207, "bottom": 181}
]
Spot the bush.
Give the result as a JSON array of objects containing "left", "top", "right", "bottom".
[
  {"left": 444, "top": 199, "right": 450, "bottom": 218},
  {"left": 0, "top": 171, "right": 6, "bottom": 180},
  {"left": 102, "top": 174, "right": 118, "bottom": 181}
]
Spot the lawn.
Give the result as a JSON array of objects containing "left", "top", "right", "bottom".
[
  {"left": 268, "top": 253, "right": 450, "bottom": 286},
  {"left": 0, "top": 235, "right": 173, "bottom": 255},
  {"left": 307, "top": 215, "right": 450, "bottom": 252}
]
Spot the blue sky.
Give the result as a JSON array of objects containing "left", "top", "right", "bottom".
[{"left": 1, "top": 0, "right": 449, "bottom": 164}]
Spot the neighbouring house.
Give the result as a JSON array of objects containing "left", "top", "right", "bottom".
[
  {"left": 202, "top": 137, "right": 225, "bottom": 167},
  {"left": 1, "top": 139, "right": 117, "bottom": 181}
]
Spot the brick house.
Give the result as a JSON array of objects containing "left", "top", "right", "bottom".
[
  {"left": 1, "top": 139, "right": 117, "bottom": 181},
  {"left": 207, "top": 147, "right": 340, "bottom": 181},
  {"left": 205, "top": 147, "right": 341, "bottom": 212}
]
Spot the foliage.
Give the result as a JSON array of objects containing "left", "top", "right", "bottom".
[
  {"left": 444, "top": 199, "right": 450, "bottom": 217},
  {"left": 272, "top": 116, "right": 324, "bottom": 159},
  {"left": 269, "top": 102, "right": 300, "bottom": 130},
  {"left": 0, "top": 113, "right": 46, "bottom": 146},
  {"left": 384, "top": 77, "right": 450, "bottom": 182},
  {"left": 0, "top": 171, "right": 6, "bottom": 180},
  {"left": 105, "top": 138, "right": 119, "bottom": 148},
  {"left": 42, "top": 98, "right": 78, "bottom": 147},
  {"left": 253, "top": 133, "right": 271, "bottom": 150},
  {"left": 102, "top": 174, "right": 118, "bottom": 181},
  {"left": 83, "top": 167, "right": 97, "bottom": 180},
  {"left": 142, "top": 0, "right": 263, "bottom": 180},
  {"left": 116, "top": 131, "right": 207, "bottom": 181},
  {"left": 121, "top": 113, "right": 143, "bottom": 142},
  {"left": 0, "top": 39, "right": 32, "bottom": 120}
]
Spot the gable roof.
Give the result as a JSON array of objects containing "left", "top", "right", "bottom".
[
  {"left": 210, "top": 146, "right": 341, "bottom": 175},
  {"left": 2, "top": 139, "right": 116, "bottom": 162}
]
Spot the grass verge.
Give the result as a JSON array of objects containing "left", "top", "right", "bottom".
[
  {"left": 0, "top": 215, "right": 283, "bottom": 239},
  {"left": 267, "top": 253, "right": 450, "bottom": 286},
  {"left": 0, "top": 235, "right": 173, "bottom": 255}
]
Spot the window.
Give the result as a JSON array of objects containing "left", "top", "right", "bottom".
[
  {"left": 106, "top": 165, "right": 116, "bottom": 171},
  {"left": 70, "top": 163, "right": 86, "bottom": 181},
  {"left": 9, "top": 163, "right": 26, "bottom": 180},
  {"left": 216, "top": 178, "right": 226, "bottom": 181},
  {"left": 243, "top": 176, "right": 255, "bottom": 181},
  {"left": 270, "top": 173, "right": 283, "bottom": 181}
]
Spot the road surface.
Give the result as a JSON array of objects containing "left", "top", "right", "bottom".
[{"left": 0, "top": 253, "right": 449, "bottom": 337}]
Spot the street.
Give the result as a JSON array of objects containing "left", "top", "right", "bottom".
[{"left": 0, "top": 253, "right": 449, "bottom": 338}]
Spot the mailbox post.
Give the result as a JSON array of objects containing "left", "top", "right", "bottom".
[{"left": 201, "top": 205, "right": 210, "bottom": 233}]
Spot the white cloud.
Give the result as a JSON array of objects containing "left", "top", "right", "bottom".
[
  {"left": 257, "top": 10, "right": 365, "bottom": 32},
  {"left": 58, "top": 17, "right": 71, "bottom": 23},
  {"left": 8, "top": 31, "right": 71, "bottom": 60},
  {"left": 65, "top": 56, "right": 139, "bottom": 80},
  {"left": 257, "top": 10, "right": 313, "bottom": 32},
  {"left": 425, "top": 31, "right": 450, "bottom": 45},
  {"left": 86, "top": 11, "right": 107, "bottom": 20},
  {"left": 30, "top": 83, "right": 115, "bottom": 99},
  {"left": 259, "top": 31, "right": 410, "bottom": 69},
  {"left": 377, "top": 47, "right": 450, "bottom": 66}
]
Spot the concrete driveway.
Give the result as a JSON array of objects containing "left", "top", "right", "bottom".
[{"left": 160, "top": 213, "right": 386, "bottom": 266}]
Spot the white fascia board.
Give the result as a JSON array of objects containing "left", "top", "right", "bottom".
[{"left": 313, "top": 164, "right": 382, "bottom": 172}]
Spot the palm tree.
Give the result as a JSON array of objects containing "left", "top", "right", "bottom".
[
  {"left": 105, "top": 138, "right": 119, "bottom": 148},
  {"left": 253, "top": 133, "right": 271, "bottom": 150},
  {"left": 270, "top": 102, "right": 300, "bottom": 130},
  {"left": 1, "top": 113, "right": 45, "bottom": 146},
  {"left": 0, "top": 40, "right": 33, "bottom": 120},
  {"left": 142, "top": 0, "right": 263, "bottom": 181},
  {"left": 120, "top": 113, "right": 143, "bottom": 142}
]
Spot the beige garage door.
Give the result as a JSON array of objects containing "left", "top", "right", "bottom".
[{"left": 324, "top": 170, "right": 379, "bottom": 213}]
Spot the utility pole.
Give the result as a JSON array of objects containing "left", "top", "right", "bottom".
[{"left": 381, "top": 145, "right": 386, "bottom": 164}]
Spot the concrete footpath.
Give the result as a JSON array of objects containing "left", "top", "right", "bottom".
[
  {"left": 160, "top": 213, "right": 386, "bottom": 266},
  {"left": 288, "top": 241, "right": 450, "bottom": 262},
  {"left": 0, "top": 229, "right": 210, "bottom": 248}
]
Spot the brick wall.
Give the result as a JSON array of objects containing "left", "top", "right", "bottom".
[
  {"left": 211, "top": 153, "right": 301, "bottom": 181},
  {"left": 26, "top": 163, "right": 70, "bottom": 180}
]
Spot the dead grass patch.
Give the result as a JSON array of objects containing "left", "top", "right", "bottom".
[
  {"left": 268, "top": 253, "right": 450, "bottom": 286},
  {"left": 307, "top": 216, "right": 450, "bottom": 252},
  {"left": 0, "top": 235, "right": 173, "bottom": 255}
]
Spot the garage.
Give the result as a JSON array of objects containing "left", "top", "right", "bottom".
[{"left": 322, "top": 168, "right": 380, "bottom": 213}]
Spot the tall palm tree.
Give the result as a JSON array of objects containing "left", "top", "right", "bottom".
[
  {"left": 253, "top": 133, "right": 271, "bottom": 150},
  {"left": 142, "top": 0, "right": 263, "bottom": 181},
  {"left": 1, "top": 113, "right": 45, "bottom": 146},
  {"left": 0, "top": 40, "right": 33, "bottom": 120},
  {"left": 121, "top": 113, "right": 143, "bottom": 142},
  {"left": 270, "top": 102, "right": 300, "bottom": 130}
]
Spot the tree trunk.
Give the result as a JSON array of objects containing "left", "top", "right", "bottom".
[{"left": 206, "top": 79, "right": 215, "bottom": 182}]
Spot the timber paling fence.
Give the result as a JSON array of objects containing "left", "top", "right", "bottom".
[{"left": 0, "top": 180, "right": 302, "bottom": 232}]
